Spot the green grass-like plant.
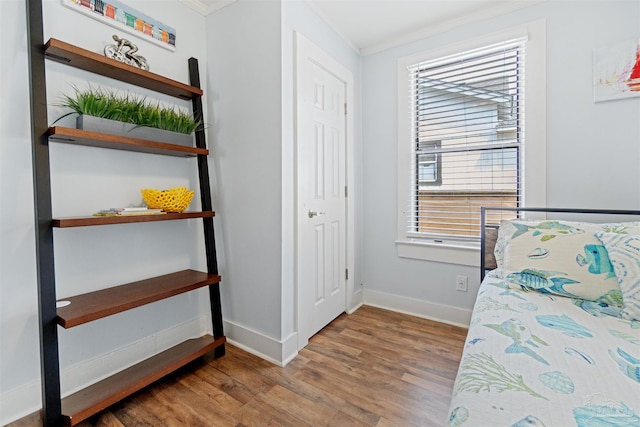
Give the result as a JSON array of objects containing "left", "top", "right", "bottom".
[{"left": 55, "top": 86, "right": 201, "bottom": 134}]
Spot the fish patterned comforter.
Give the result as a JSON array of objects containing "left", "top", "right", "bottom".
[{"left": 448, "top": 270, "right": 640, "bottom": 427}]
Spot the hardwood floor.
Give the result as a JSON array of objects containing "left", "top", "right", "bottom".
[{"left": 8, "top": 305, "right": 468, "bottom": 427}]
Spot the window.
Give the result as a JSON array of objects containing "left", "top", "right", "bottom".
[
  {"left": 411, "top": 38, "right": 524, "bottom": 236},
  {"left": 397, "top": 22, "right": 546, "bottom": 265},
  {"left": 417, "top": 141, "right": 441, "bottom": 185}
]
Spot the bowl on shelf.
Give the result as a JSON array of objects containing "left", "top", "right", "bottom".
[{"left": 141, "top": 187, "right": 195, "bottom": 213}]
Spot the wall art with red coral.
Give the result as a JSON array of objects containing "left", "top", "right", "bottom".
[{"left": 593, "top": 38, "right": 640, "bottom": 102}]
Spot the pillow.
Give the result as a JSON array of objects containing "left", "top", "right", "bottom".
[
  {"left": 499, "top": 220, "right": 640, "bottom": 304},
  {"left": 595, "top": 232, "right": 640, "bottom": 321}
]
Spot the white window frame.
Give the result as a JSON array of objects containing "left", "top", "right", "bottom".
[{"left": 396, "top": 20, "right": 546, "bottom": 266}]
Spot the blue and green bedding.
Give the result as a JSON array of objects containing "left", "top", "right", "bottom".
[
  {"left": 448, "top": 269, "right": 640, "bottom": 426},
  {"left": 450, "top": 218, "right": 640, "bottom": 426}
]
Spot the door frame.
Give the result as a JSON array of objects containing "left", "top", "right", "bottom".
[{"left": 294, "top": 31, "right": 355, "bottom": 351}]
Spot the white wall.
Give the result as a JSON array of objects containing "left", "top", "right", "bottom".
[
  {"left": 205, "top": 0, "right": 361, "bottom": 363},
  {"left": 361, "top": 0, "right": 640, "bottom": 324},
  {"left": 0, "top": 0, "right": 207, "bottom": 423},
  {"left": 204, "top": 0, "right": 285, "bottom": 358}
]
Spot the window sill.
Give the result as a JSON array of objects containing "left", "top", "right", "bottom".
[{"left": 396, "top": 239, "right": 479, "bottom": 266}]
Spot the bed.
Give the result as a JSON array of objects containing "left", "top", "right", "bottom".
[{"left": 448, "top": 208, "right": 640, "bottom": 427}]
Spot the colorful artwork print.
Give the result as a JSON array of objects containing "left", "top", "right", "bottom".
[
  {"left": 593, "top": 38, "right": 640, "bottom": 102},
  {"left": 62, "top": 0, "right": 176, "bottom": 51}
]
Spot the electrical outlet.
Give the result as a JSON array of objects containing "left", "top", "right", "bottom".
[{"left": 456, "top": 275, "right": 468, "bottom": 292}]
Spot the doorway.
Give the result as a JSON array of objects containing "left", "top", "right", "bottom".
[{"left": 295, "top": 32, "right": 355, "bottom": 350}]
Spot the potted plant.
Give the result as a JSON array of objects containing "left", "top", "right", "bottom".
[{"left": 54, "top": 86, "right": 201, "bottom": 146}]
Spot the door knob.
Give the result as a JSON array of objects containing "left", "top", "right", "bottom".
[{"left": 308, "top": 210, "right": 326, "bottom": 218}]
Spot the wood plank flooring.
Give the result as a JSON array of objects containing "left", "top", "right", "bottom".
[{"left": 8, "top": 305, "right": 468, "bottom": 427}]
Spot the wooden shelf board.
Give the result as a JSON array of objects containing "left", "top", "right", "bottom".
[
  {"left": 56, "top": 270, "right": 221, "bottom": 328},
  {"left": 62, "top": 334, "right": 226, "bottom": 426},
  {"left": 52, "top": 211, "right": 214, "bottom": 228},
  {"left": 48, "top": 127, "right": 208, "bottom": 157},
  {"left": 44, "top": 38, "right": 203, "bottom": 100}
]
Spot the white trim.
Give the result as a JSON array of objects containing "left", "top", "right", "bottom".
[
  {"left": 302, "top": 1, "right": 360, "bottom": 55},
  {"left": 520, "top": 20, "right": 547, "bottom": 209},
  {"left": 179, "top": 0, "right": 237, "bottom": 16},
  {"left": 396, "top": 20, "right": 546, "bottom": 266},
  {"left": 0, "top": 377, "right": 40, "bottom": 425},
  {"left": 360, "top": 1, "right": 545, "bottom": 56},
  {"left": 396, "top": 239, "right": 479, "bottom": 267},
  {"left": 348, "top": 288, "right": 364, "bottom": 314},
  {"left": 363, "top": 289, "right": 471, "bottom": 328},
  {"left": 223, "top": 319, "right": 298, "bottom": 367},
  {"left": 294, "top": 31, "right": 356, "bottom": 351}
]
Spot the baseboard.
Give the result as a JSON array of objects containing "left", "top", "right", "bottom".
[
  {"left": 363, "top": 289, "right": 471, "bottom": 328},
  {"left": 0, "top": 376, "right": 40, "bottom": 426},
  {"left": 223, "top": 319, "right": 298, "bottom": 367},
  {"left": 0, "top": 315, "right": 208, "bottom": 426},
  {"left": 347, "top": 287, "right": 364, "bottom": 314}
]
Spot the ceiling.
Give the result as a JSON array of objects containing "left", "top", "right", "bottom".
[{"left": 182, "top": 0, "right": 541, "bottom": 55}]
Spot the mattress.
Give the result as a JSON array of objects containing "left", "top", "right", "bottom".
[{"left": 448, "top": 270, "right": 640, "bottom": 427}]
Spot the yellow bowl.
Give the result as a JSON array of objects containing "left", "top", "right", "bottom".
[{"left": 141, "top": 187, "right": 195, "bottom": 213}]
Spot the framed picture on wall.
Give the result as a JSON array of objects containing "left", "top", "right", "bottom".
[
  {"left": 593, "top": 38, "right": 640, "bottom": 102},
  {"left": 62, "top": 0, "right": 176, "bottom": 51}
]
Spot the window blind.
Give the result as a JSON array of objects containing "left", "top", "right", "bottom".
[{"left": 406, "top": 37, "right": 527, "bottom": 241}]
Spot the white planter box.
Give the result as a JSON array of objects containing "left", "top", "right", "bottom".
[{"left": 77, "top": 115, "right": 194, "bottom": 147}]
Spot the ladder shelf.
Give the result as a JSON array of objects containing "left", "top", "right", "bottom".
[{"left": 26, "top": 9, "right": 225, "bottom": 422}]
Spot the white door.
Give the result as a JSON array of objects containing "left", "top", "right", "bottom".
[{"left": 296, "top": 34, "right": 348, "bottom": 346}]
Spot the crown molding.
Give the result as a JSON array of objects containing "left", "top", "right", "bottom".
[
  {"left": 360, "top": 0, "right": 545, "bottom": 56},
  {"left": 179, "top": 0, "right": 237, "bottom": 16},
  {"left": 303, "top": 0, "right": 361, "bottom": 55}
]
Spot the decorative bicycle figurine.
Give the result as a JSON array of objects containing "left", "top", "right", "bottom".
[{"left": 104, "top": 35, "right": 149, "bottom": 71}]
